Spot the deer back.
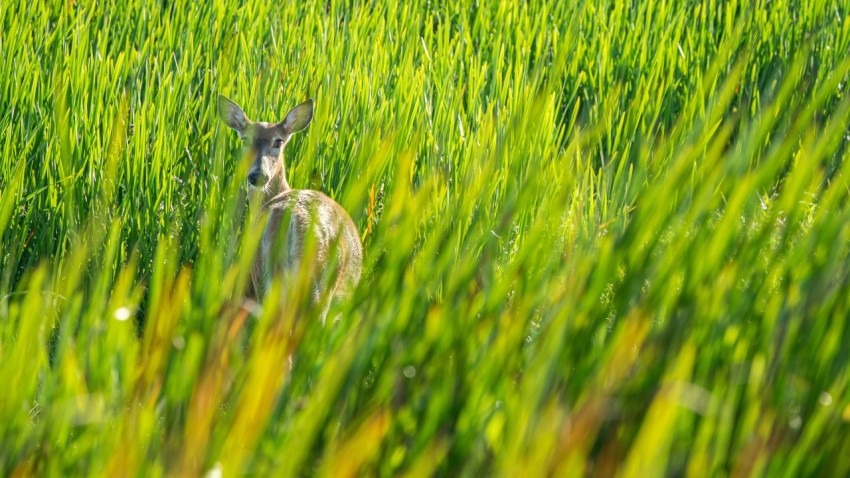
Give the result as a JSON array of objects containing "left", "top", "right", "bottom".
[{"left": 256, "top": 189, "right": 362, "bottom": 301}]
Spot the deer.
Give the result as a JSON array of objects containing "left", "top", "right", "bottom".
[{"left": 218, "top": 94, "right": 362, "bottom": 324}]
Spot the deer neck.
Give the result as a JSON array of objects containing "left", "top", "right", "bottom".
[{"left": 271, "top": 159, "right": 291, "bottom": 196}]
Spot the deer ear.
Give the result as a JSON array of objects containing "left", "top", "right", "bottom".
[
  {"left": 218, "top": 94, "right": 251, "bottom": 133},
  {"left": 280, "top": 99, "right": 314, "bottom": 134}
]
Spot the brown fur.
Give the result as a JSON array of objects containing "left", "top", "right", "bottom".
[{"left": 218, "top": 94, "right": 362, "bottom": 322}]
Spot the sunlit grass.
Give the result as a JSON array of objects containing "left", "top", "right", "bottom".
[{"left": 2, "top": 0, "right": 850, "bottom": 475}]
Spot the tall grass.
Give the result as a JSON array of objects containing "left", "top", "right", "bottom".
[{"left": 2, "top": 0, "right": 850, "bottom": 475}]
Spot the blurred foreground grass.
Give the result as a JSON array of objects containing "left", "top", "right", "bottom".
[{"left": 2, "top": 0, "right": 850, "bottom": 475}]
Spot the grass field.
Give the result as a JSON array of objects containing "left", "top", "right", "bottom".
[{"left": 2, "top": 0, "right": 850, "bottom": 475}]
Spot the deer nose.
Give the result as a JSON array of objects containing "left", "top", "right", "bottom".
[{"left": 247, "top": 170, "right": 262, "bottom": 186}]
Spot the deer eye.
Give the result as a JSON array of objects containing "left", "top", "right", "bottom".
[{"left": 273, "top": 138, "right": 284, "bottom": 148}]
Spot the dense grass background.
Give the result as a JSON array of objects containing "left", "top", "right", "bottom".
[{"left": 2, "top": 0, "right": 850, "bottom": 475}]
